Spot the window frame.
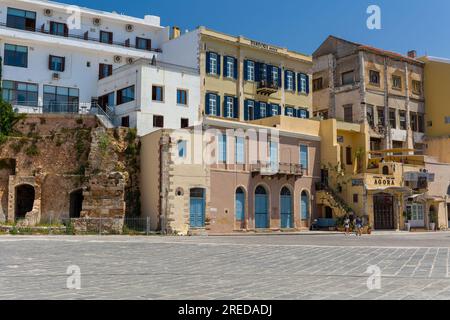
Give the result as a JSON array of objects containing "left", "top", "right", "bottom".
[
  {"left": 2, "top": 80, "right": 38, "bottom": 107},
  {"left": 152, "top": 85, "right": 164, "bottom": 102},
  {"left": 99, "top": 30, "right": 113, "bottom": 44},
  {"left": 225, "top": 96, "right": 234, "bottom": 118},
  {"left": 153, "top": 115, "right": 164, "bottom": 128},
  {"left": 247, "top": 60, "right": 255, "bottom": 82},
  {"left": 392, "top": 75, "right": 402, "bottom": 90},
  {"left": 116, "top": 85, "right": 135, "bottom": 105},
  {"left": 49, "top": 55, "right": 65, "bottom": 72},
  {"left": 369, "top": 70, "right": 380, "bottom": 85},
  {"left": 209, "top": 53, "right": 218, "bottom": 75},
  {"left": 98, "top": 63, "right": 113, "bottom": 80},
  {"left": 6, "top": 7, "right": 36, "bottom": 31},
  {"left": 177, "top": 89, "right": 188, "bottom": 106},
  {"left": 4, "top": 43, "right": 28, "bottom": 68},
  {"left": 341, "top": 70, "right": 355, "bottom": 86},
  {"left": 286, "top": 71, "right": 294, "bottom": 91},
  {"left": 209, "top": 94, "right": 218, "bottom": 116}
]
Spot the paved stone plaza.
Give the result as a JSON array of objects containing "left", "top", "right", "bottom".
[{"left": 2, "top": 233, "right": 450, "bottom": 300}]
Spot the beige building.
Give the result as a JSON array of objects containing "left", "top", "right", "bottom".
[
  {"left": 313, "top": 36, "right": 426, "bottom": 155},
  {"left": 140, "top": 117, "right": 321, "bottom": 235}
]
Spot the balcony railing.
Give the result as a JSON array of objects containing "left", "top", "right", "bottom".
[
  {"left": 11, "top": 101, "right": 91, "bottom": 114},
  {"left": 251, "top": 162, "right": 303, "bottom": 177},
  {"left": 0, "top": 22, "right": 162, "bottom": 53},
  {"left": 256, "top": 80, "right": 279, "bottom": 96}
]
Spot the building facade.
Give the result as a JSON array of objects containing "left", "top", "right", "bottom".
[
  {"left": 140, "top": 117, "right": 321, "bottom": 235},
  {"left": 162, "top": 27, "right": 314, "bottom": 123},
  {"left": 313, "top": 36, "right": 426, "bottom": 155}
]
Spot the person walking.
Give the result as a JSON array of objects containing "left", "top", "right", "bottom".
[
  {"left": 344, "top": 216, "right": 350, "bottom": 236},
  {"left": 355, "top": 216, "right": 363, "bottom": 237}
]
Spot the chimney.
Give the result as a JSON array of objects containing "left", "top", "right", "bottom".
[
  {"left": 171, "top": 26, "right": 181, "bottom": 40},
  {"left": 407, "top": 50, "right": 417, "bottom": 59}
]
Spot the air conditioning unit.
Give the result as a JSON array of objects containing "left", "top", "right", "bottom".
[
  {"left": 52, "top": 73, "right": 60, "bottom": 80},
  {"left": 43, "top": 8, "right": 53, "bottom": 17},
  {"left": 114, "top": 55, "right": 122, "bottom": 63},
  {"left": 93, "top": 18, "right": 102, "bottom": 26},
  {"left": 126, "top": 57, "right": 134, "bottom": 64},
  {"left": 125, "top": 24, "right": 134, "bottom": 32}
]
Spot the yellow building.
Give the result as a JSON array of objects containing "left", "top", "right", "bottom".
[{"left": 165, "top": 27, "right": 313, "bottom": 122}]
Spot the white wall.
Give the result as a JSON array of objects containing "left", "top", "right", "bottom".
[{"left": 160, "top": 29, "right": 200, "bottom": 69}]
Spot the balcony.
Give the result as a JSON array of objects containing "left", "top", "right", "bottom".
[
  {"left": 250, "top": 162, "right": 303, "bottom": 177},
  {"left": 256, "top": 80, "right": 279, "bottom": 96},
  {"left": 11, "top": 101, "right": 91, "bottom": 114},
  {"left": 0, "top": 22, "right": 162, "bottom": 54}
]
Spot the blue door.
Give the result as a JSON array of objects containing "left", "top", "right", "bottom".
[
  {"left": 255, "top": 186, "right": 269, "bottom": 229},
  {"left": 280, "top": 187, "right": 293, "bottom": 228},
  {"left": 235, "top": 188, "right": 245, "bottom": 222},
  {"left": 301, "top": 191, "right": 309, "bottom": 221},
  {"left": 190, "top": 188, "right": 205, "bottom": 228}
]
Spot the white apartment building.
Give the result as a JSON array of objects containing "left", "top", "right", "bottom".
[{"left": 0, "top": 0, "right": 200, "bottom": 135}]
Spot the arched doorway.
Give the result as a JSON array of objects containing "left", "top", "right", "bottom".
[
  {"left": 255, "top": 185, "right": 269, "bottom": 229},
  {"left": 69, "top": 189, "right": 83, "bottom": 218},
  {"left": 382, "top": 166, "right": 389, "bottom": 175},
  {"left": 280, "top": 187, "right": 293, "bottom": 228},
  {"left": 301, "top": 191, "right": 310, "bottom": 221},
  {"left": 15, "top": 184, "right": 35, "bottom": 221},
  {"left": 373, "top": 193, "right": 394, "bottom": 229},
  {"left": 190, "top": 188, "right": 205, "bottom": 228},
  {"left": 325, "top": 206, "right": 333, "bottom": 219},
  {"left": 235, "top": 187, "right": 245, "bottom": 228}
]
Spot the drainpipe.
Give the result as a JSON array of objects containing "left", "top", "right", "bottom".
[{"left": 358, "top": 51, "right": 367, "bottom": 124}]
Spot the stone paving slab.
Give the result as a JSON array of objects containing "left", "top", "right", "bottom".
[{"left": 1, "top": 234, "right": 450, "bottom": 300}]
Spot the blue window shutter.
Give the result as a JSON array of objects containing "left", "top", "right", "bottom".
[
  {"left": 278, "top": 68, "right": 282, "bottom": 86},
  {"left": 255, "top": 101, "right": 261, "bottom": 119},
  {"left": 223, "top": 56, "right": 228, "bottom": 77},
  {"left": 293, "top": 72, "right": 297, "bottom": 92},
  {"left": 244, "top": 60, "right": 248, "bottom": 81},
  {"left": 244, "top": 100, "right": 249, "bottom": 121},
  {"left": 305, "top": 74, "right": 310, "bottom": 94},
  {"left": 217, "top": 54, "right": 221, "bottom": 76},
  {"left": 284, "top": 107, "right": 289, "bottom": 116},
  {"left": 306, "top": 110, "right": 310, "bottom": 118},
  {"left": 255, "top": 63, "right": 261, "bottom": 81},
  {"left": 233, "top": 97, "right": 239, "bottom": 118},
  {"left": 234, "top": 58, "right": 238, "bottom": 79},
  {"left": 284, "top": 70, "right": 288, "bottom": 90},
  {"left": 297, "top": 73, "right": 301, "bottom": 93},
  {"left": 205, "top": 93, "right": 210, "bottom": 115},
  {"left": 267, "top": 65, "right": 273, "bottom": 83},
  {"left": 278, "top": 105, "right": 281, "bottom": 115},
  {"left": 206, "top": 52, "right": 211, "bottom": 74},
  {"left": 216, "top": 95, "right": 221, "bottom": 117}
]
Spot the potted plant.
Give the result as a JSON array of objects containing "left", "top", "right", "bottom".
[
  {"left": 429, "top": 211, "right": 438, "bottom": 231},
  {"left": 366, "top": 224, "right": 372, "bottom": 235},
  {"left": 403, "top": 211, "right": 411, "bottom": 232}
]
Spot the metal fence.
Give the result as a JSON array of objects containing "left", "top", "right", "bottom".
[{"left": 7, "top": 216, "right": 153, "bottom": 236}]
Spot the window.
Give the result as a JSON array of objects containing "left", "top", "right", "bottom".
[
  {"left": 49, "top": 55, "right": 65, "bottom": 72},
  {"left": 98, "top": 92, "right": 115, "bottom": 109},
  {"left": 412, "top": 80, "right": 422, "bottom": 94},
  {"left": 181, "top": 118, "right": 189, "bottom": 128},
  {"left": 389, "top": 108, "right": 396, "bottom": 129},
  {"left": 445, "top": 117, "right": 450, "bottom": 125},
  {"left": 313, "top": 78, "right": 323, "bottom": 91},
  {"left": 369, "top": 70, "right": 380, "bottom": 85},
  {"left": 2, "top": 80, "right": 38, "bottom": 107},
  {"left": 341, "top": 71, "right": 354, "bottom": 85},
  {"left": 117, "top": 86, "right": 135, "bottom": 105},
  {"left": 153, "top": 115, "right": 164, "bottom": 128},
  {"left": 418, "top": 114, "right": 425, "bottom": 133},
  {"left": 218, "top": 134, "right": 227, "bottom": 163},
  {"left": 411, "top": 113, "right": 418, "bottom": 132},
  {"left": 225, "top": 56, "right": 235, "bottom": 79},
  {"left": 269, "top": 141, "right": 279, "bottom": 171},
  {"left": 225, "top": 96, "right": 234, "bottom": 118},
  {"left": 346, "top": 147, "right": 352, "bottom": 165},
  {"left": 177, "top": 89, "right": 188, "bottom": 105},
  {"left": 247, "top": 60, "right": 255, "bottom": 81},
  {"left": 235, "top": 137, "right": 245, "bottom": 164},
  {"left": 50, "top": 21, "right": 68, "bottom": 37},
  {"left": 100, "top": 31, "right": 113, "bottom": 44},
  {"left": 4, "top": 44, "right": 28, "bottom": 68},
  {"left": 392, "top": 75, "right": 402, "bottom": 89},
  {"left": 271, "top": 104, "right": 279, "bottom": 116},
  {"left": 178, "top": 140, "right": 187, "bottom": 158},
  {"left": 260, "top": 102, "right": 267, "bottom": 118},
  {"left": 298, "top": 109, "right": 308, "bottom": 119},
  {"left": 299, "top": 74, "right": 308, "bottom": 93},
  {"left": 286, "top": 71, "right": 294, "bottom": 91},
  {"left": 121, "top": 116, "right": 130, "bottom": 128},
  {"left": 377, "top": 107, "right": 385, "bottom": 126},
  {"left": 353, "top": 194, "right": 359, "bottom": 204},
  {"left": 271, "top": 67, "right": 279, "bottom": 86},
  {"left": 286, "top": 107, "right": 294, "bottom": 117},
  {"left": 43, "top": 85, "right": 79, "bottom": 113},
  {"left": 259, "top": 64, "right": 268, "bottom": 81},
  {"left": 367, "top": 104, "right": 374, "bottom": 126},
  {"left": 397, "top": 111, "right": 406, "bottom": 130},
  {"left": 209, "top": 53, "right": 218, "bottom": 75},
  {"left": 247, "top": 100, "right": 255, "bottom": 120},
  {"left": 152, "top": 86, "right": 164, "bottom": 102},
  {"left": 136, "top": 37, "right": 151, "bottom": 51},
  {"left": 7, "top": 7, "right": 36, "bottom": 31},
  {"left": 343, "top": 104, "right": 353, "bottom": 123},
  {"left": 98, "top": 63, "right": 112, "bottom": 80},
  {"left": 208, "top": 94, "right": 218, "bottom": 116},
  {"left": 300, "top": 145, "right": 309, "bottom": 169}
]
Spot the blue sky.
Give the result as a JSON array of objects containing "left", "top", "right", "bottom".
[{"left": 57, "top": 0, "right": 450, "bottom": 57}]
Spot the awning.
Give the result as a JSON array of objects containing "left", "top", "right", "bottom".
[{"left": 366, "top": 186, "right": 413, "bottom": 194}]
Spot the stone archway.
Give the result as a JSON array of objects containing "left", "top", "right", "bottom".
[
  {"left": 15, "top": 184, "right": 35, "bottom": 221},
  {"left": 69, "top": 189, "right": 83, "bottom": 218}
]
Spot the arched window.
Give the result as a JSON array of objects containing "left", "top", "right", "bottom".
[
  {"left": 255, "top": 185, "right": 269, "bottom": 229},
  {"left": 235, "top": 187, "right": 245, "bottom": 222},
  {"left": 15, "top": 184, "right": 35, "bottom": 220},
  {"left": 280, "top": 187, "right": 293, "bottom": 228}
]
